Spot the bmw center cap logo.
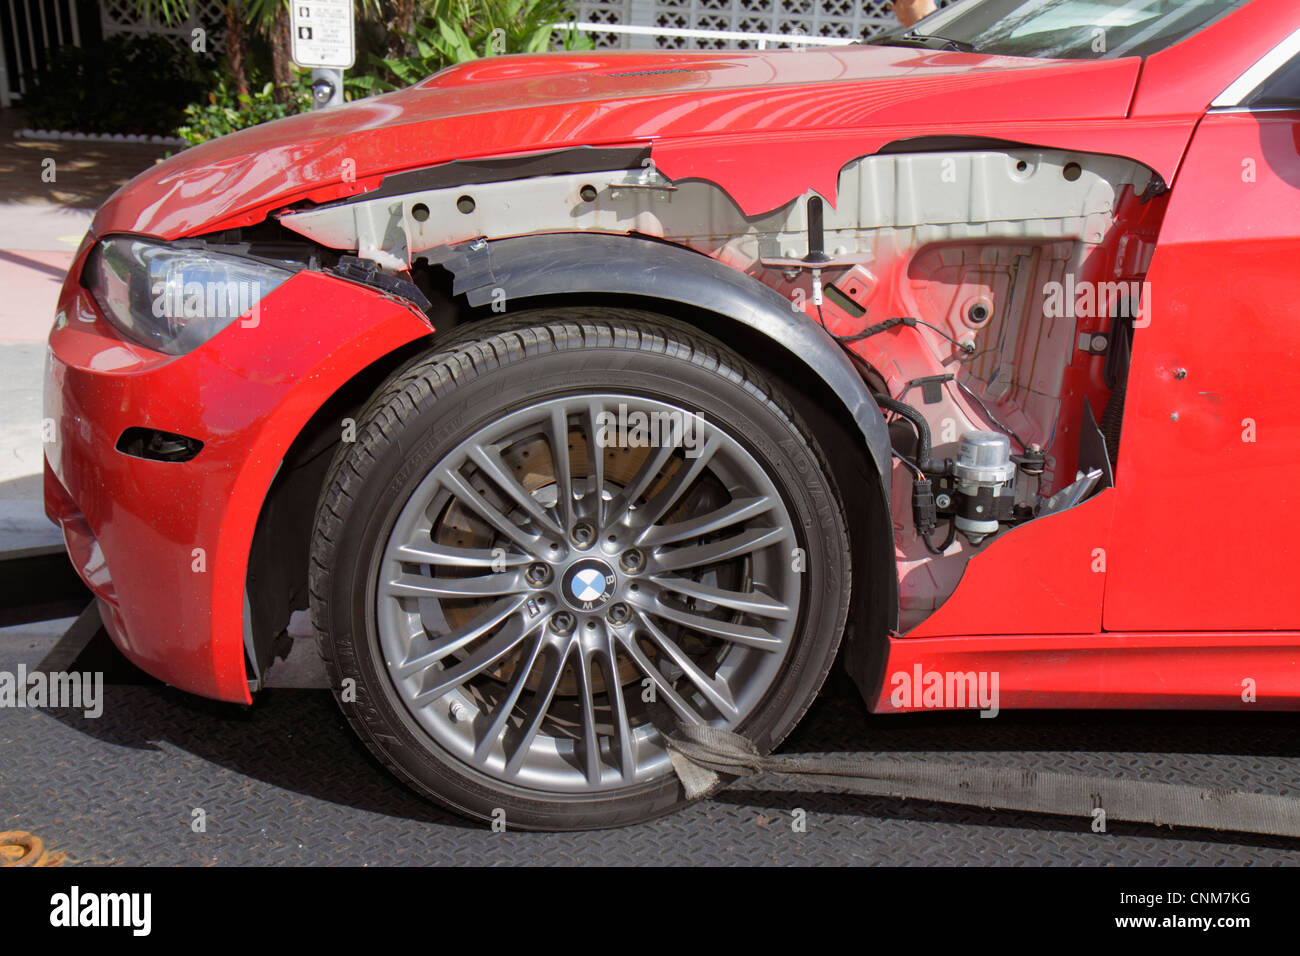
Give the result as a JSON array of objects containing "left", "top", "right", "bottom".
[{"left": 562, "top": 559, "right": 617, "bottom": 611}]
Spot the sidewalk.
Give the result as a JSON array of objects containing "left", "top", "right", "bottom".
[
  {"left": 0, "top": 107, "right": 169, "bottom": 542},
  {"left": 0, "top": 108, "right": 170, "bottom": 662}
]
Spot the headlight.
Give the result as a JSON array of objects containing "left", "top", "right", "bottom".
[{"left": 82, "top": 238, "right": 294, "bottom": 355}]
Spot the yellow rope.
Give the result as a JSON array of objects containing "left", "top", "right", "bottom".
[{"left": 0, "top": 830, "right": 66, "bottom": 866}]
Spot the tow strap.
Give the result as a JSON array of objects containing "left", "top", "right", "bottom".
[{"left": 666, "top": 724, "right": 1300, "bottom": 839}]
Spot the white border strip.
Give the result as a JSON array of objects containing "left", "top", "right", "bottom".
[
  {"left": 15, "top": 128, "right": 185, "bottom": 146},
  {"left": 1211, "top": 24, "right": 1300, "bottom": 108}
]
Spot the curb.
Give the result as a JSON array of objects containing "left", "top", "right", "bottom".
[{"left": 14, "top": 129, "right": 184, "bottom": 147}]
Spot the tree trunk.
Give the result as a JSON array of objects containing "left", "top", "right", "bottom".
[
  {"left": 271, "top": 1, "right": 293, "bottom": 104},
  {"left": 223, "top": 3, "right": 250, "bottom": 100},
  {"left": 387, "top": 0, "right": 419, "bottom": 59}
]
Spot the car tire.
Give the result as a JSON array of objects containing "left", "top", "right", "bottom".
[{"left": 309, "top": 308, "right": 852, "bottom": 830}]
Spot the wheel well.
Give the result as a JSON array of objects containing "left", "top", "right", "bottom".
[
  {"left": 245, "top": 293, "right": 896, "bottom": 688},
  {"left": 244, "top": 334, "right": 435, "bottom": 683}
]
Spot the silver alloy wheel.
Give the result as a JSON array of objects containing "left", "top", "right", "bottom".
[{"left": 375, "top": 393, "right": 800, "bottom": 794}]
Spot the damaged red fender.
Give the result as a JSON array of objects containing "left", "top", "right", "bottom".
[{"left": 45, "top": 268, "right": 432, "bottom": 702}]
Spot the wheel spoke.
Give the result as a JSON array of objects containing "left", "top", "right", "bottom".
[
  {"left": 612, "top": 628, "right": 705, "bottom": 725},
  {"left": 574, "top": 645, "right": 604, "bottom": 786},
  {"left": 411, "top": 612, "right": 544, "bottom": 705},
  {"left": 604, "top": 441, "right": 678, "bottom": 528},
  {"left": 385, "top": 570, "right": 524, "bottom": 600},
  {"left": 653, "top": 525, "right": 789, "bottom": 573},
  {"left": 504, "top": 635, "right": 574, "bottom": 776},
  {"left": 581, "top": 400, "right": 607, "bottom": 525},
  {"left": 388, "top": 541, "right": 532, "bottom": 569},
  {"left": 395, "top": 595, "right": 526, "bottom": 679},
  {"left": 438, "top": 468, "right": 543, "bottom": 555},
  {"left": 546, "top": 406, "right": 575, "bottom": 530},
  {"left": 635, "top": 611, "right": 739, "bottom": 721},
  {"left": 633, "top": 433, "right": 720, "bottom": 529},
  {"left": 649, "top": 574, "right": 793, "bottom": 620},
  {"left": 467, "top": 443, "right": 564, "bottom": 537},
  {"left": 473, "top": 631, "right": 548, "bottom": 761},
  {"left": 599, "top": 641, "right": 637, "bottom": 778},
  {"left": 638, "top": 495, "right": 774, "bottom": 547},
  {"left": 635, "top": 599, "right": 786, "bottom": 652}
]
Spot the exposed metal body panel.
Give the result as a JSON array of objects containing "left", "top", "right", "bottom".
[{"left": 281, "top": 150, "right": 1151, "bottom": 273}]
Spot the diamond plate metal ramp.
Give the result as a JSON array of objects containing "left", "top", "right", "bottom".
[{"left": 2, "top": 642, "right": 1299, "bottom": 865}]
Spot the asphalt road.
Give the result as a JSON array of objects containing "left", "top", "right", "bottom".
[{"left": 1, "top": 622, "right": 1297, "bottom": 865}]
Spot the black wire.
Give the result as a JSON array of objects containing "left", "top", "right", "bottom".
[
  {"left": 922, "top": 517, "right": 959, "bottom": 555},
  {"left": 913, "top": 318, "right": 977, "bottom": 355},
  {"left": 955, "top": 378, "right": 1028, "bottom": 451},
  {"left": 814, "top": 301, "right": 974, "bottom": 355},
  {"left": 875, "top": 391, "right": 934, "bottom": 471},
  {"left": 893, "top": 450, "right": 925, "bottom": 478}
]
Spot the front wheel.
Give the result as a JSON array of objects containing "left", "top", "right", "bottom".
[{"left": 309, "top": 309, "right": 852, "bottom": 830}]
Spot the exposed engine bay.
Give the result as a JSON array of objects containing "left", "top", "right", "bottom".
[{"left": 265, "top": 145, "right": 1169, "bottom": 630}]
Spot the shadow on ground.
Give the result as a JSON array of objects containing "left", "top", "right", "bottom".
[{"left": 0, "top": 108, "right": 168, "bottom": 209}]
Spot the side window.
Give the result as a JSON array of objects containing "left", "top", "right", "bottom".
[{"left": 1246, "top": 54, "right": 1300, "bottom": 108}]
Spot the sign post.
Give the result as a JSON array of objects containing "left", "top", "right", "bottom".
[{"left": 290, "top": 0, "right": 355, "bottom": 108}]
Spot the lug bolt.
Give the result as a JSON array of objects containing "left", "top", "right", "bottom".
[
  {"left": 619, "top": 548, "right": 645, "bottom": 573},
  {"left": 607, "top": 603, "right": 631, "bottom": 627},
  {"left": 525, "top": 563, "right": 551, "bottom": 587},
  {"left": 448, "top": 700, "right": 470, "bottom": 723},
  {"left": 571, "top": 521, "right": 596, "bottom": 549},
  {"left": 551, "top": 611, "right": 576, "bottom": 635}
]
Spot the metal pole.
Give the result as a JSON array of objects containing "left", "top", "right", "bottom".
[{"left": 310, "top": 67, "right": 343, "bottom": 108}]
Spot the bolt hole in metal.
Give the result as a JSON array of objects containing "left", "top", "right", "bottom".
[
  {"left": 377, "top": 395, "right": 799, "bottom": 794},
  {"left": 1062, "top": 161, "right": 1083, "bottom": 182},
  {"left": 456, "top": 195, "right": 475, "bottom": 214},
  {"left": 411, "top": 203, "right": 430, "bottom": 223}
]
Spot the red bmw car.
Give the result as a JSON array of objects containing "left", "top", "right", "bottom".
[{"left": 43, "top": 0, "right": 1300, "bottom": 829}]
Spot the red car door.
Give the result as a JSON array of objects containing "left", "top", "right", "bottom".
[{"left": 1103, "top": 75, "right": 1300, "bottom": 630}]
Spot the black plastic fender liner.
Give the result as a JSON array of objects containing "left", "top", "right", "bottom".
[{"left": 433, "top": 232, "right": 895, "bottom": 487}]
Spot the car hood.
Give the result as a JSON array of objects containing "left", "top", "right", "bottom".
[{"left": 95, "top": 45, "right": 1142, "bottom": 239}]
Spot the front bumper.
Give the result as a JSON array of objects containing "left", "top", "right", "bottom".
[{"left": 44, "top": 255, "right": 432, "bottom": 702}]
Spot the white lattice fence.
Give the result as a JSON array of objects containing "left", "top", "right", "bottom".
[
  {"left": 577, "top": 0, "right": 936, "bottom": 49},
  {"left": 98, "top": 0, "right": 227, "bottom": 50},
  {"left": 97, "top": 0, "right": 947, "bottom": 56}
]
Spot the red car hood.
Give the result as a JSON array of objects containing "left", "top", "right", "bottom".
[{"left": 95, "top": 45, "right": 1142, "bottom": 239}]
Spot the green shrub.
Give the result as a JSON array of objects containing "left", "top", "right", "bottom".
[
  {"left": 21, "top": 34, "right": 210, "bottom": 136},
  {"left": 174, "top": 74, "right": 313, "bottom": 146},
  {"left": 360, "top": 0, "right": 593, "bottom": 92},
  {"left": 171, "top": 0, "right": 593, "bottom": 145}
]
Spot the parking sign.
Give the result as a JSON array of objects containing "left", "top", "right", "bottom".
[{"left": 290, "top": 0, "right": 355, "bottom": 69}]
